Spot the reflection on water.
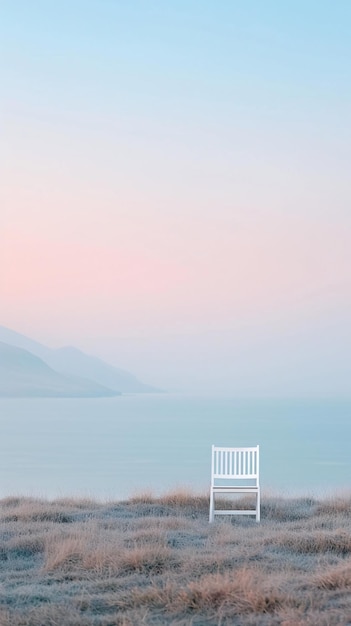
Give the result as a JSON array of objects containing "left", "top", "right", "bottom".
[{"left": 0, "top": 395, "right": 350, "bottom": 500}]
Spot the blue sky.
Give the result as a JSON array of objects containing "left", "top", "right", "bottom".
[{"left": 1, "top": 1, "right": 350, "bottom": 393}]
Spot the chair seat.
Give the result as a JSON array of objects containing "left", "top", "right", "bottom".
[{"left": 212, "top": 485, "right": 259, "bottom": 491}]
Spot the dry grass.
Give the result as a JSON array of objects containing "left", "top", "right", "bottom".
[
  {"left": 1, "top": 491, "right": 351, "bottom": 625},
  {"left": 314, "top": 559, "right": 351, "bottom": 590}
]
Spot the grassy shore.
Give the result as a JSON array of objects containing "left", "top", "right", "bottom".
[{"left": 0, "top": 491, "right": 351, "bottom": 625}]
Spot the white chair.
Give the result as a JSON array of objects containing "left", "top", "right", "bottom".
[{"left": 209, "top": 445, "right": 260, "bottom": 522}]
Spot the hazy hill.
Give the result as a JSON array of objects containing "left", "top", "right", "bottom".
[
  {"left": 0, "top": 326, "right": 159, "bottom": 394},
  {"left": 46, "top": 346, "right": 159, "bottom": 393},
  {"left": 0, "top": 342, "right": 119, "bottom": 398},
  {"left": 0, "top": 326, "right": 51, "bottom": 360}
]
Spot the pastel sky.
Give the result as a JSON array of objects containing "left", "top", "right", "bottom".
[{"left": 1, "top": 1, "right": 351, "bottom": 393}]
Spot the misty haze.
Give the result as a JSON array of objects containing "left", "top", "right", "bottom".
[{"left": 2, "top": 2, "right": 351, "bottom": 623}]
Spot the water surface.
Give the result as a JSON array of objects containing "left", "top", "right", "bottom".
[{"left": 0, "top": 395, "right": 350, "bottom": 499}]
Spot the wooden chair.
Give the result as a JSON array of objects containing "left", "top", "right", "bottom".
[{"left": 209, "top": 445, "right": 260, "bottom": 522}]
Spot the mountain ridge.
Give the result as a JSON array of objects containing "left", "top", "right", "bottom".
[
  {"left": 0, "top": 341, "right": 119, "bottom": 398},
  {"left": 0, "top": 326, "right": 160, "bottom": 396},
  {"left": 47, "top": 345, "right": 158, "bottom": 393}
]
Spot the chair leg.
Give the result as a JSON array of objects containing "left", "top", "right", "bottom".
[
  {"left": 209, "top": 489, "right": 214, "bottom": 523},
  {"left": 256, "top": 491, "right": 260, "bottom": 522}
]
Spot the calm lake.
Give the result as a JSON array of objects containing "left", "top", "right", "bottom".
[{"left": 0, "top": 394, "right": 350, "bottom": 500}]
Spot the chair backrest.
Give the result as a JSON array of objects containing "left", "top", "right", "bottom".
[{"left": 211, "top": 445, "right": 259, "bottom": 485}]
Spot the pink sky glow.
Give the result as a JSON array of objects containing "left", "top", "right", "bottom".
[{"left": 1, "top": 1, "right": 350, "bottom": 393}]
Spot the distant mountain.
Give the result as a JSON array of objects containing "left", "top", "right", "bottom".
[
  {"left": 0, "top": 342, "right": 119, "bottom": 398},
  {"left": 46, "top": 346, "right": 159, "bottom": 393},
  {"left": 0, "top": 326, "right": 51, "bottom": 360},
  {"left": 0, "top": 326, "right": 160, "bottom": 394}
]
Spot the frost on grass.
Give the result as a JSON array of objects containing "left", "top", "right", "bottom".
[{"left": 0, "top": 492, "right": 351, "bottom": 625}]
